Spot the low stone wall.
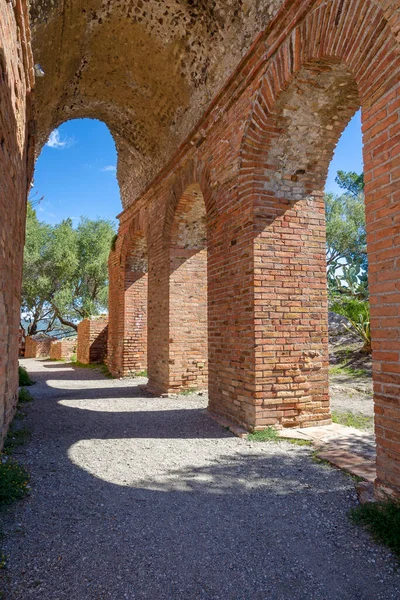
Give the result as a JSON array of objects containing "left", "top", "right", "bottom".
[
  {"left": 25, "top": 336, "right": 56, "bottom": 358},
  {"left": 50, "top": 338, "right": 77, "bottom": 361},
  {"left": 77, "top": 318, "right": 108, "bottom": 364}
]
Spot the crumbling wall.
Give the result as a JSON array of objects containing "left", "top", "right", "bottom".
[
  {"left": 50, "top": 338, "right": 77, "bottom": 361},
  {"left": 77, "top": 318, "right": 108, "bottom": 364},
  {"left": 0, "top": 0, "right": 34, "bottom": 447},
  {"left": 25, "top": 336, "right": 56, "bottom": 358}
]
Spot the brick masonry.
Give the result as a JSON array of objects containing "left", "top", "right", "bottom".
[
  {"left": 109, "top": 0, "right": 400, "bottom": 498},
  {"left": 25, "top": 336, "right": 56, "bottom": 358},
  {"left": 77, "top": 318, "right": 108, "bottom": 364},
  {"left": 1, "top": 0, "right": 400, "bottom": 499},
  {"left": 0, "top": 0, "right": 34, "bottom": 446},
  {"left": 49, "top": 338, "right": 77, "bottom": 361}
]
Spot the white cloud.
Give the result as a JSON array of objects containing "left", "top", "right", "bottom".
[
  {"left": 102, "top": 165, "right": 117, "bottom": 172},
  {"left": 46, "top": 129, "right": 72, "bottom": 149}
]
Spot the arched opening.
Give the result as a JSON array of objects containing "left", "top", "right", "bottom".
[
  {"left": 247, "top": 60, "right": 360, "bottom": 429},
  {"left": 33, "top": 119, "right": 121, "bottom": 223},
  {"left": 324, "top": 113, "right": 372, "bottom": 433},
  {"left": 168, "top": 184, "right": 208, "bottom": 392},
  {"left": 23, "top": 118, "right": 120, "bottom": 348}
]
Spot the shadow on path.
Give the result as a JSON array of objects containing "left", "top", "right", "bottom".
[{"left": 1, "top": 359, "right": 399, "bottom": 599}]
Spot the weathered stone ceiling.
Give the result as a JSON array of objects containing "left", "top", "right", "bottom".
[{"left": 29, "top": 0, "right": 284, "bottom": 207}]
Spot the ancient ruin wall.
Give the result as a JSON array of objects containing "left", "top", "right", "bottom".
[
  {"left": 25, "top": 336, "right": 55, "bottom": 358},
  {"left": 50, "top": 338, "right": 77, "bottom": 361},
  {"left": 0, "top": 0, "right": 34, "bottom": 447},
  {"left": 77, "top": 318, "right": 108, "bottom": 364}
]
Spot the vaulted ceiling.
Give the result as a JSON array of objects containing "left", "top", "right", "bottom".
[{"left": 29, "top": 0, "right": 284, "bottom": 206}]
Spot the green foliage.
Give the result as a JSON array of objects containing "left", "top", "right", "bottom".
[
  {"left": 248, "top": 427, "right": 280, "bottom": 442},
  {"left": 331, "top": 299, "right": 371, "bottom": 352},
  {"left": 329, "top": 365, "right": 368, "bottom": 377},
  {"left": 179, "top": 388, "right": 197, "bottom": 396},
  {"left": 350, "top": 501, "right": 400, "bottom": 557},
  {"left": 325, "top": 171, "right": 368, "bottom": 312},
  {"left": 335, "top": 170, "right": 364, "bottom": 196},
  {"left": 22, "top": 205, "right": 116, "bottom": 334},
  {"left": 18, "top": 365, "right": 33, "bottom": 386},
  {"left": 331, "top": 411, "right": 374, "bottom": 430},
  {"left": 135, "top": 369, "right": 148, "bottom": 377},
  {"left": 0, "top": 456, "right": 29, "bottom": 506},
  {"left": 248, "top": 427, "right": 312, "bottom": 446},
  {"left": 73, "top": 361, "right": 114, "bottom": 378},
  {"left": 18, "top": 388, "right": 34, "bottom": 404},
  {"left": 325, "top": 190, "right": 367, "bottom": 276}
]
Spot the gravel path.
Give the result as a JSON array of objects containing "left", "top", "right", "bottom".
[{"left": 2, "top": 359, "right": 399, "bottom": 600}]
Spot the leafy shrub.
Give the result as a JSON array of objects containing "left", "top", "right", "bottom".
[
  {"left": 18, "top": 365, "right": 33, "bottom": 386},
  {"left": 18, "top": 388, "right": 33, "bottom": 404},
  {"left": 331, "top": 299, "right": 371, "bottom": 353}
]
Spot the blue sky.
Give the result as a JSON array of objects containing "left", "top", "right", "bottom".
[{"left": 33, "top": 111, "right": 363, "bottom": 226}]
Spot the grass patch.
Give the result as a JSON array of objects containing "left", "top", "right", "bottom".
[
  {"left": 350, "top": 501, "right": 400, "bottom": 557},
  {"left": 18, "top": 365, "right": 33, "bottom": 386},
  {"left": 70, "top": 353, "right": 77, "bottom": 362},
  {"left": 73, "top": 361, "right": 114, "bottom": 378},
  {"left": 248, "top": 427, "right": 280, "bottom": 442},
  {"left": 135, "top": 369, "right": 148, "bottom": 377},
  {"left": 18, "top": 388, "right": 33, "bottom": 404},
  {"left": 329, "top": 365, "right": 368, "bottom": 378},
  {"left": 0, "top": 456, "right": 29, "bottom": 506},
  {"left": 248, "top": 427, "right": 313, "bottom": 446},
  {"left": 331, "top": 410, "right": 374, "bottom": 430},
  {"left": 179, "top": 388, "right": 197, "bottom": 396}
]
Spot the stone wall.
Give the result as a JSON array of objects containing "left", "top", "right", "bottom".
[
  {"left": 50, "top": 338, "right": 77, "bottom": 361},
  {"left": 77, "top": 318, "right": 108, "bottom": 364},
  {"left": 0, "top": 0, "right": 34, "bottom": 447},
  {"left": 25, "top": 336, "right": 55, "bottom": 358}
]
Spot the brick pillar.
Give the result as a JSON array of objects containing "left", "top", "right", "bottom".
[
  {"left": 106, "top": 250, "right": 124, "bottom": 376},
  {"left": 169, "top": 248, "right": 208, "bottom": 391},
  {"left": 107, "top": 232, "right": 147, "bottom": 377},
  {"left": 363, "top": 84, "right": 400, "bottom": 499},
  {"left": 77, "top": 318, "right": 108, "bottom": 364},
  {"left": 252, "top": 194, "right": 330, "bottom": 428},
  {"left": 122, "top": 268, "right": 147, "bottom": 376},
  {"left": 147, "top": 184, "right": 207, "bottom": 393}
]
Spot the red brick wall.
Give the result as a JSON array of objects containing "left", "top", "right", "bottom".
[
  {"left": 25, "top": 336, "right": 55, "bottom": 358},
  {"left": 114, "top": 0, "right": 400, "bottom": 498},
  {"left": 1, "top": 0, "right": 400, "bottom": 497},
  {"left": 107, "top": 224, "right": 148, "bottom": 377},
  {"left": 50, "top": 338, "right": 77, "bottom": 361},
  {"left": 168, "top": 185, "right": 208, "bottom": 391},
  {"left": 0, "top": 0, "right": 34, "bottom": 446},
  {"left": 77, "top": 318, "right": 108, "bottom": 364}
]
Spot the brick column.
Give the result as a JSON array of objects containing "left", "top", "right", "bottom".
[
  {"left": 363, "top": 83, "right": 400, "bottom": 498},
  {"left": 122, "top": 268, "right": 147, "bottom": 376},
  {"left": 252, "top": 194, "right": 330, "bottom": 429},
  {"left": 107, "top": 233, "right": 147, "bottom": 377}
]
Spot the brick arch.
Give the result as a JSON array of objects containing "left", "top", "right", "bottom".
[
  {"left": 238, "top": 0, "right": 400, "bottom": 496},
  {"left": 240, "top": 0, "right": 398, "bottom": 188},
  {"left": 163, "top": 159, "right": 217, "bottom": 244}
]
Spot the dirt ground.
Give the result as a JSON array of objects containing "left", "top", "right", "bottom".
[{"left": 328, "top": 312, "right": 373, "bottom": 426}]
